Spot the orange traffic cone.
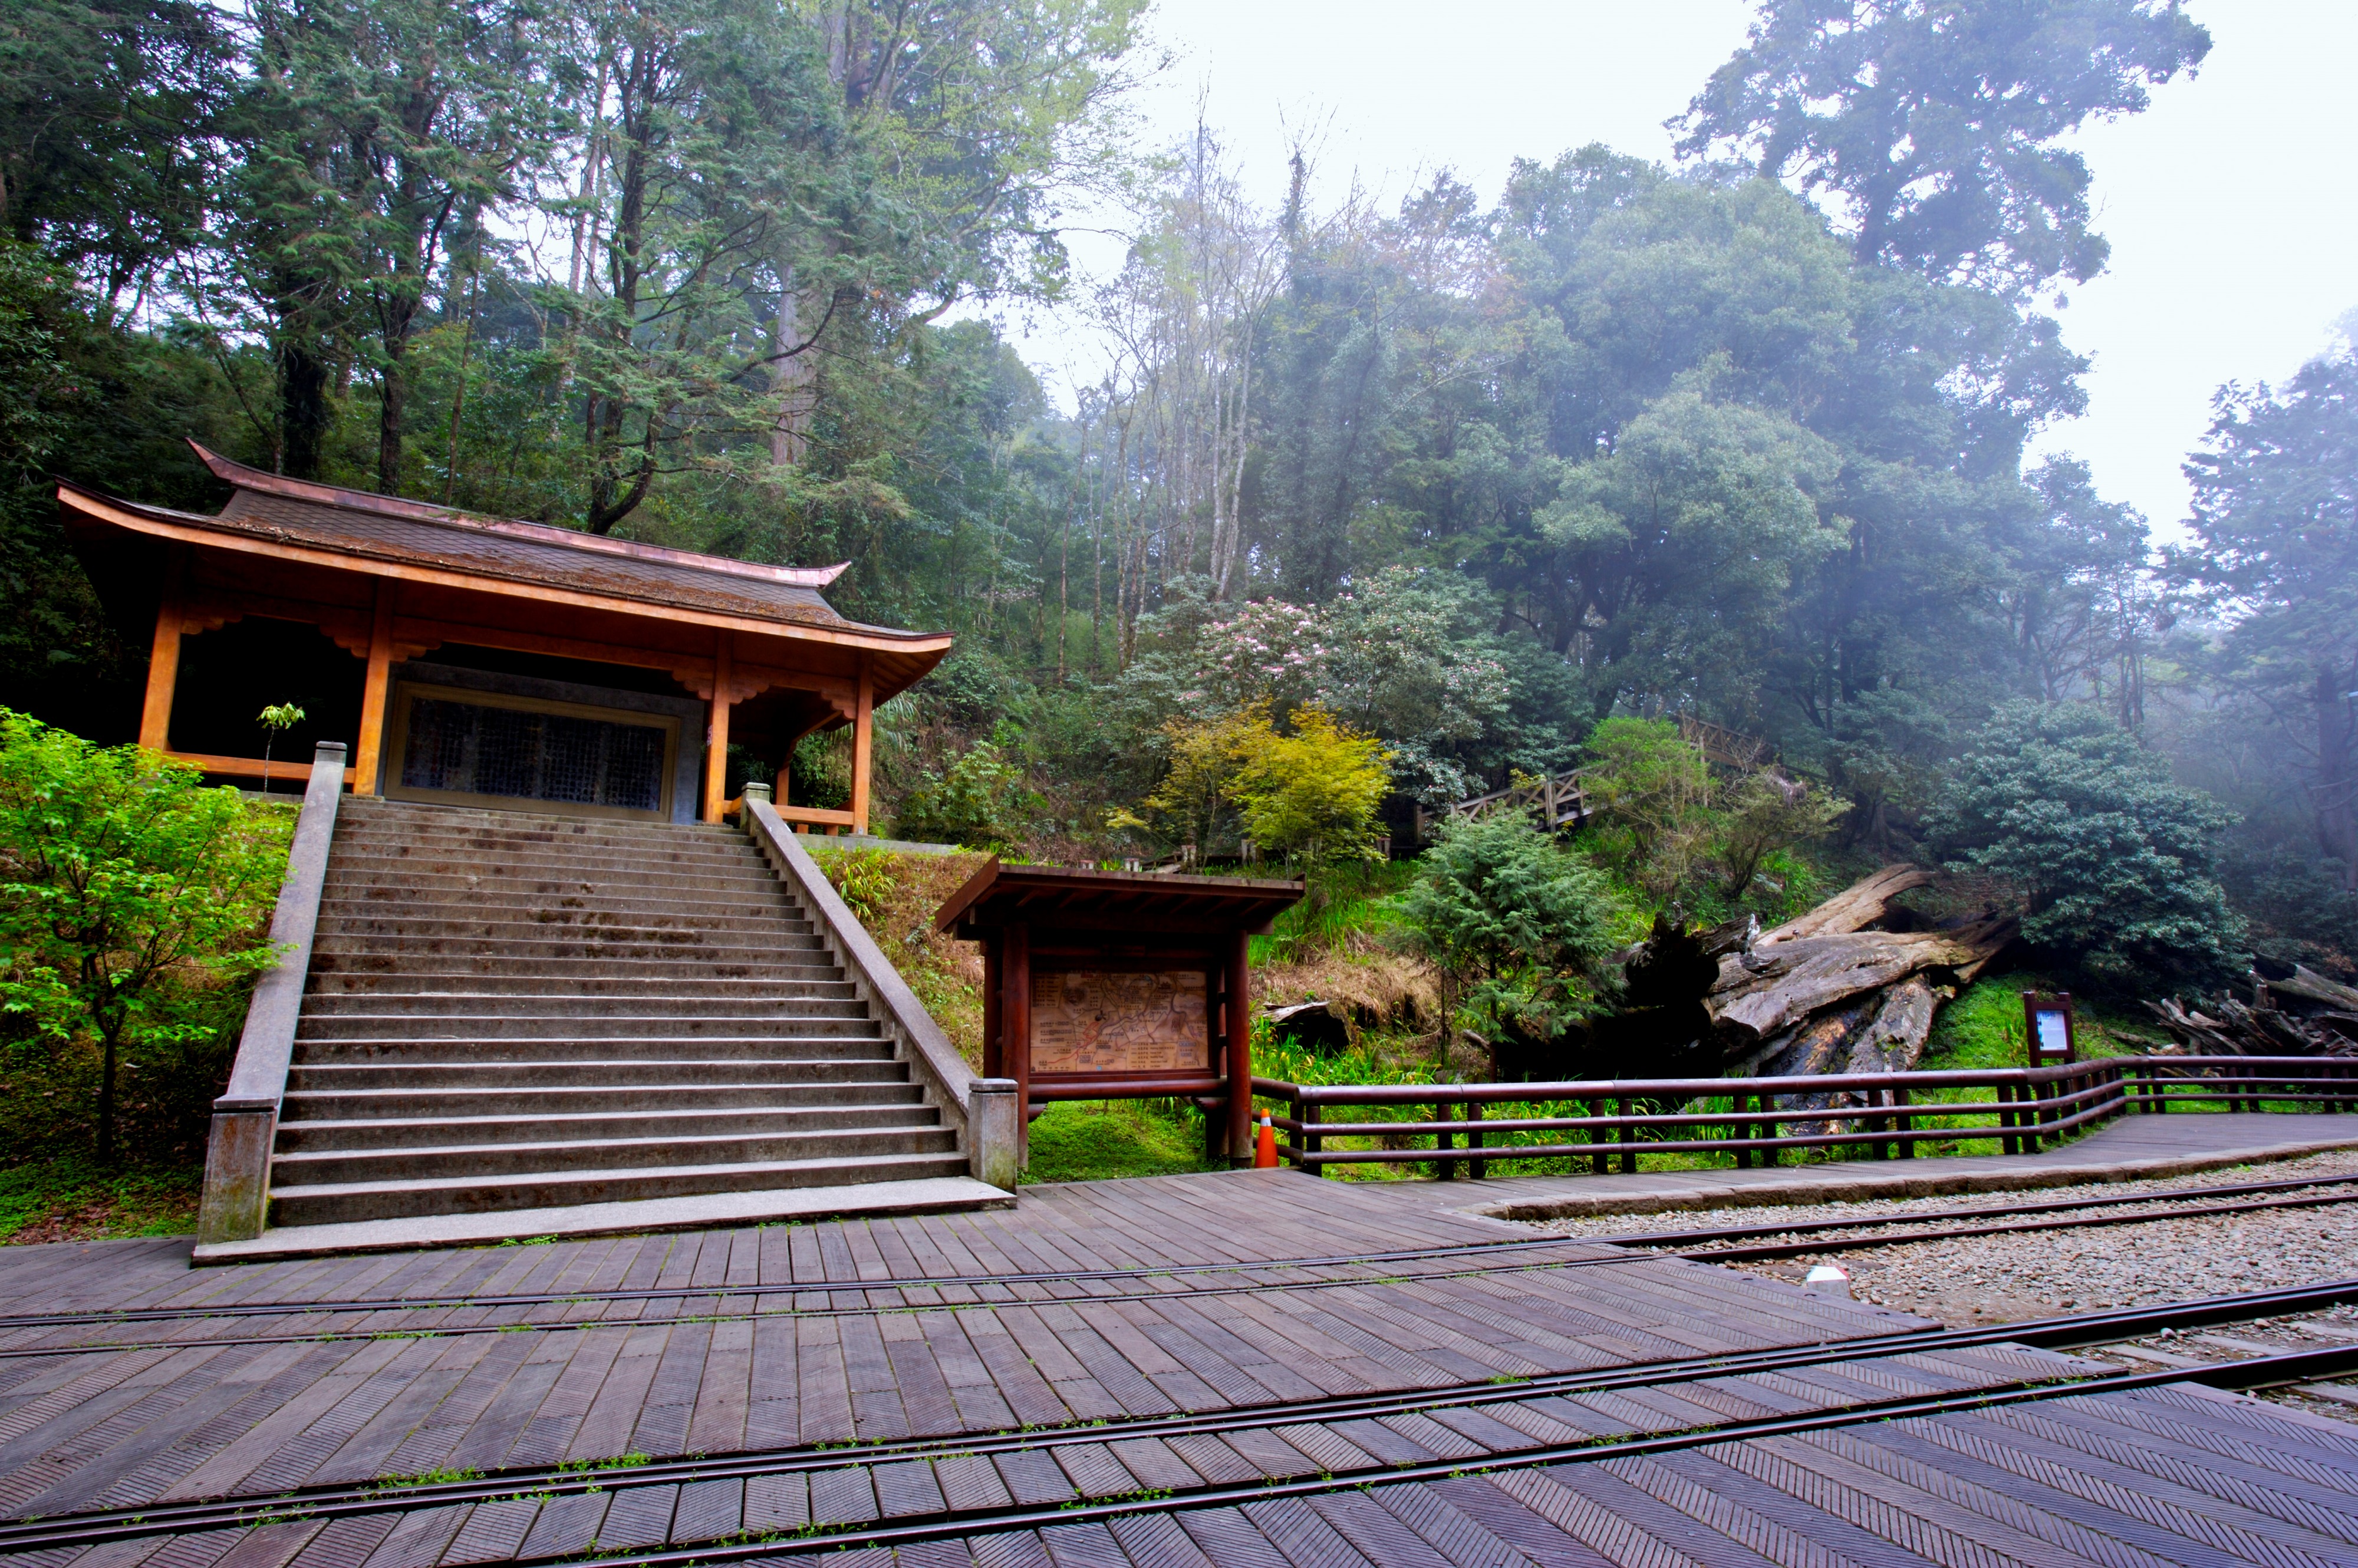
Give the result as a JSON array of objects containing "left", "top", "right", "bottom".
[{"left": 1254, "top": 1110, "right": 1278, "bottom": 1168}]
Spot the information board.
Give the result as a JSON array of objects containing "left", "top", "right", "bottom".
[{"left": 1031, "top": 969, "right": 1207, "bottom": 1075}]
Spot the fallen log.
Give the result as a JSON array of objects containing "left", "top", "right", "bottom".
[
  {"left": 1750, "top": 997, "right": 1879, "bottom": 1077},
  {"left": 1843, "top": 977, "right": 1938, "bottom": 1074},
  {"left": 1708, "top": 917, "right": 2010, "bottom": 1042},
  {"left": 2270, "top": 964, "right": 2358, "bottom": 1014},
  {"left": 2145, "top": 993, "right": 2358, "bottom": 1058},
  {"left": 1754, "top": 863, "right": 1932, "bottom": 948}
]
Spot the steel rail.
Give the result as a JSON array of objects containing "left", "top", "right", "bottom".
[
  {"left": 503, "top": 1342, "right": 2358, "bottom": 1567},
  {"left": 6, "top": 1277, "right": 2356, "bottom": 1556},
  {"left": 7, "top": 1170, "right": 2353, "bottom": 1336},
  {"left": 1668, "top": 1187, "right": 2358, "bottom": 1262}
]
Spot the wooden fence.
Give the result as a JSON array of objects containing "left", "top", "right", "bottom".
[{"left": 1250, "top": 1056, "right": 2358, "bottom": 1178}]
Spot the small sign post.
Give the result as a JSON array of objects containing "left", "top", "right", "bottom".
[
  {"left": 936, "top": 861, "right": 1303, "bottom": 1168},
  {"left": 2022, "top": 990, "right": 2077, "bottom": 1067}
]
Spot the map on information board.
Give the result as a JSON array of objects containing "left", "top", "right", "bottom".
[{"left": 1031, "top": 970, "right": 1207, "bottom": 1075}]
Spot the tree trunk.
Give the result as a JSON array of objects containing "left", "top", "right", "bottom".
[
  {"left": 768, "top": 266, "right": 816, "bottom": 466},
  {"left": 277, "top": 336, "right": 333, "bottom": 480},
  {"left": 2319, "top": 663, "right": 2358, "bottom": 890},
  {"left": 95, "top": 1027, "right": 119, "bottom": 1165},
  {"left": 377, "top": 336, "right": 409, "bottom": 493}
]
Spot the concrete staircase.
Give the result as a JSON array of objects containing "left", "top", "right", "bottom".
[{"left": 267, "top": 798, "right": 972, "bottom": 1231}]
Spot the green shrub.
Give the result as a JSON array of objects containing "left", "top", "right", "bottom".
[
  {"left": 895, "top": 737, "right": 1040, "bottom": 851},
  {"left": 1932, "top": 701, "right": 2245, "bottom": 994},
  {"left": 821, "top": 847, "right": 897, "bottom": 926},
  {"left": 1400, "top": 814, "right": 1621, "bottom": 1048},
  {"left": 0, "top": 711, "right": 291, "bottom": 1163}
]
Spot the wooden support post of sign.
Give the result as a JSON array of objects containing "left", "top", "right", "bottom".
[
  {"left": 352, "top": 581, "right": 396, "bottom": 795},
  {"left": 851, "top": 657, "right": 874, "bottom": 835},
  {"left": 139, "top": 549, "right": 186, "bottom": 753},
  {"left": 1004, "top": 923, "right": 1031, "bottom": 1159},
  {"left": 981, "top": 931, "right": 1003, "bottom": 1079},
  {"left": 1225, "top": 929, "right": 1253, "bottom": 1167},
  {"left": 704, "top": 631, "right": 733, "bottom": 822}
]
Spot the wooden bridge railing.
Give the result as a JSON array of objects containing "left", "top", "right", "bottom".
[
  {"left": 1411, "top": 715, "right": 1776, "bottom": 844},
  {"left": 1249, "top": 1056, "right": 2358, "bottom": 1179},
  {"left": 1677, "top": 713, "right": 1771, "bottom": 770},
  {"left": 1414, "top": 769, "right": 1588, "bottom": 843}
]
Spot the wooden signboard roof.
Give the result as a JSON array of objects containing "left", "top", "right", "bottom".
[{"left": 935, "top": 860, "right": 1305, "bottom": 937}]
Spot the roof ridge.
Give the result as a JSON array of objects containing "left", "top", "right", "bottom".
[{"left": 186, "top": 442, "right": 849, "bottom": 589}]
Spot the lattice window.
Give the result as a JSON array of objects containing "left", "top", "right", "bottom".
[{"left": 394, "top": 686, "right": 676, "bottom": 817}]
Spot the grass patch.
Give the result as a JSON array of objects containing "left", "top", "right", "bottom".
[
  {"left": 1920, "top": 971, "right": 2158, "bottom": 1070},
  {"left": 1021, "top": 1101, "right": 1223, "bottom": 1184},
  {"left": 0, "top": 1158, "right": 202, "bottom": 1243}
]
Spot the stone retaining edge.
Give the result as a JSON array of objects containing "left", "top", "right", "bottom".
[{"left": 196, "top": 742, "right": 349, "bottom": 1247}]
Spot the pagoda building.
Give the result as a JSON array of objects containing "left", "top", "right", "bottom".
[{"left": 57, "top": 444, "right": 947, "bottom": 829}]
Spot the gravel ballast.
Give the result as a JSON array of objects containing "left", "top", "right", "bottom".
[
  {"left": 1526, "top": 1147, "right": 2358, "bottom": 1419},
  {"left": 1526, "top": 1147, "right": 2358, "bottom": 1324}
]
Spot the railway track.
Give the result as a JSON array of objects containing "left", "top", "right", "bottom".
[
  {"left": 6, "top": 1277, "right": 2356, "bottom": 1559},
  {"left": 1, "top": 1171, "right": 2353, "bottom": 1366}
]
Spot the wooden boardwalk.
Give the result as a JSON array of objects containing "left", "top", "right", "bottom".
[{"left": 0, "top": 1133, "right": 2352, "bottom": 1565}]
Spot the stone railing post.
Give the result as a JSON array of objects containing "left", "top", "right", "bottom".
[
  {"left": 968, "top": 1078, "right": 1020, "bottom": 1191},
  {"left": 196, "top": 741, "right": 347, "bottom": 1247}
]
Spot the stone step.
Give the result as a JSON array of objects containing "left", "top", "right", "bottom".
[
  {"left": 331, "top": 808, "right": 763, "bottom": 839},
  {"left": 290, "top": 1052, "right": 915, "bottom": 1089},
  {"left": 241, "top": 799, "right": 967, "bottom": 1244},
  {"left": 320, "top": 881, "right": 803, "bottom": 917},
  {"left": 337, "top": 801, "right": 751, "bottom": 841},
  {"left": 264, "top": 1151, "right": 979, "bottom": 1228},
  {"left": 307, "top": 954, "right": 842, "bottom": 984},
  {"left": 308, "top": 933, "right": 828, "bottom": 963},
  {"left": 274, "top": 1101, "right": 939, "bottom": 1151},
  {"left": 327, "top": 852, "right": 779, "bottom": 884},
  {"left": 291, "top": 1035, "right": 900, "bottom": 1065},
  {"left": 269, "top": 1122, "right": 959, "bottom": 1185},
  {"left": 307, "top": 970, "right": 848, "bottom": 999},
  {"left": 301, "top": 989, "right": 861, "bottom": 1019},
  {"left": 311, "top": 913, "right": 813, "bottom": 947},
  {"left": 316, "top": 896, "right": 812, "bottom": 933},
  {"left": 297, "top": 1010, "right": 877, "bottom": 1043}
]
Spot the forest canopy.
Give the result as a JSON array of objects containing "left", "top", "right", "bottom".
[{"left": 3, "top": 0, "right": 2348, "bottom": 993}]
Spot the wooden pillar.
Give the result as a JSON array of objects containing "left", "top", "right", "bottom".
[
  {"left": 351, "top": 582, "right": 396, "bottom": 795},
  {"left": 704, "top": 631, "right": 733, "bottom": 822},
  {"left": 1225, "top": 929, "right": 1253, "bottom": 1167},
  {"left": 981, "top": 931, "right": 1003, "bottom": 1079},
  {"left": 850, "top": 657, "right": 874, "bottom": 835},
  {"left": 138, "top": 556, "right": 185, "bottom": 753},
  {"left": 1004, "top": 924, "right": 1030, "bottom": 1164}
]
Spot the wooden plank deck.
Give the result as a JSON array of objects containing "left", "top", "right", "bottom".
[{"left": 0, "top": 1125, "right": 2350, "bottom": 1565}]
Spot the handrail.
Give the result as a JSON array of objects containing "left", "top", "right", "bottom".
[
  {"left": 739, "top": 793, "right": 1014, "bottom": 1185},
  {"left": 195, "top": 741, "right": 348, "bottom": 1247},
  {"left": 1247, "top": 1055, "right": 2357, "bottom": 1178}
]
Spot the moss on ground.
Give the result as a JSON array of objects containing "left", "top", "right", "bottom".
[{"left": 0, "top": 1159, "right": 201, "bottom": 1243}]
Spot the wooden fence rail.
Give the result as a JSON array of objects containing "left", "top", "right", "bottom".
[{"left": 1249, "top": 1056, "right": 2358, "bottom": 1178}]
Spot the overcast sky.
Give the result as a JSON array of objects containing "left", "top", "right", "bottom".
[{"left": 990, "top": 1, "right": 2358, "bottom": 538}]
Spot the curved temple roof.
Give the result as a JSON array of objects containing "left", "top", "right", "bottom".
[{"left": 57, "top": 444, "right": 952, "bottom": 701}]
